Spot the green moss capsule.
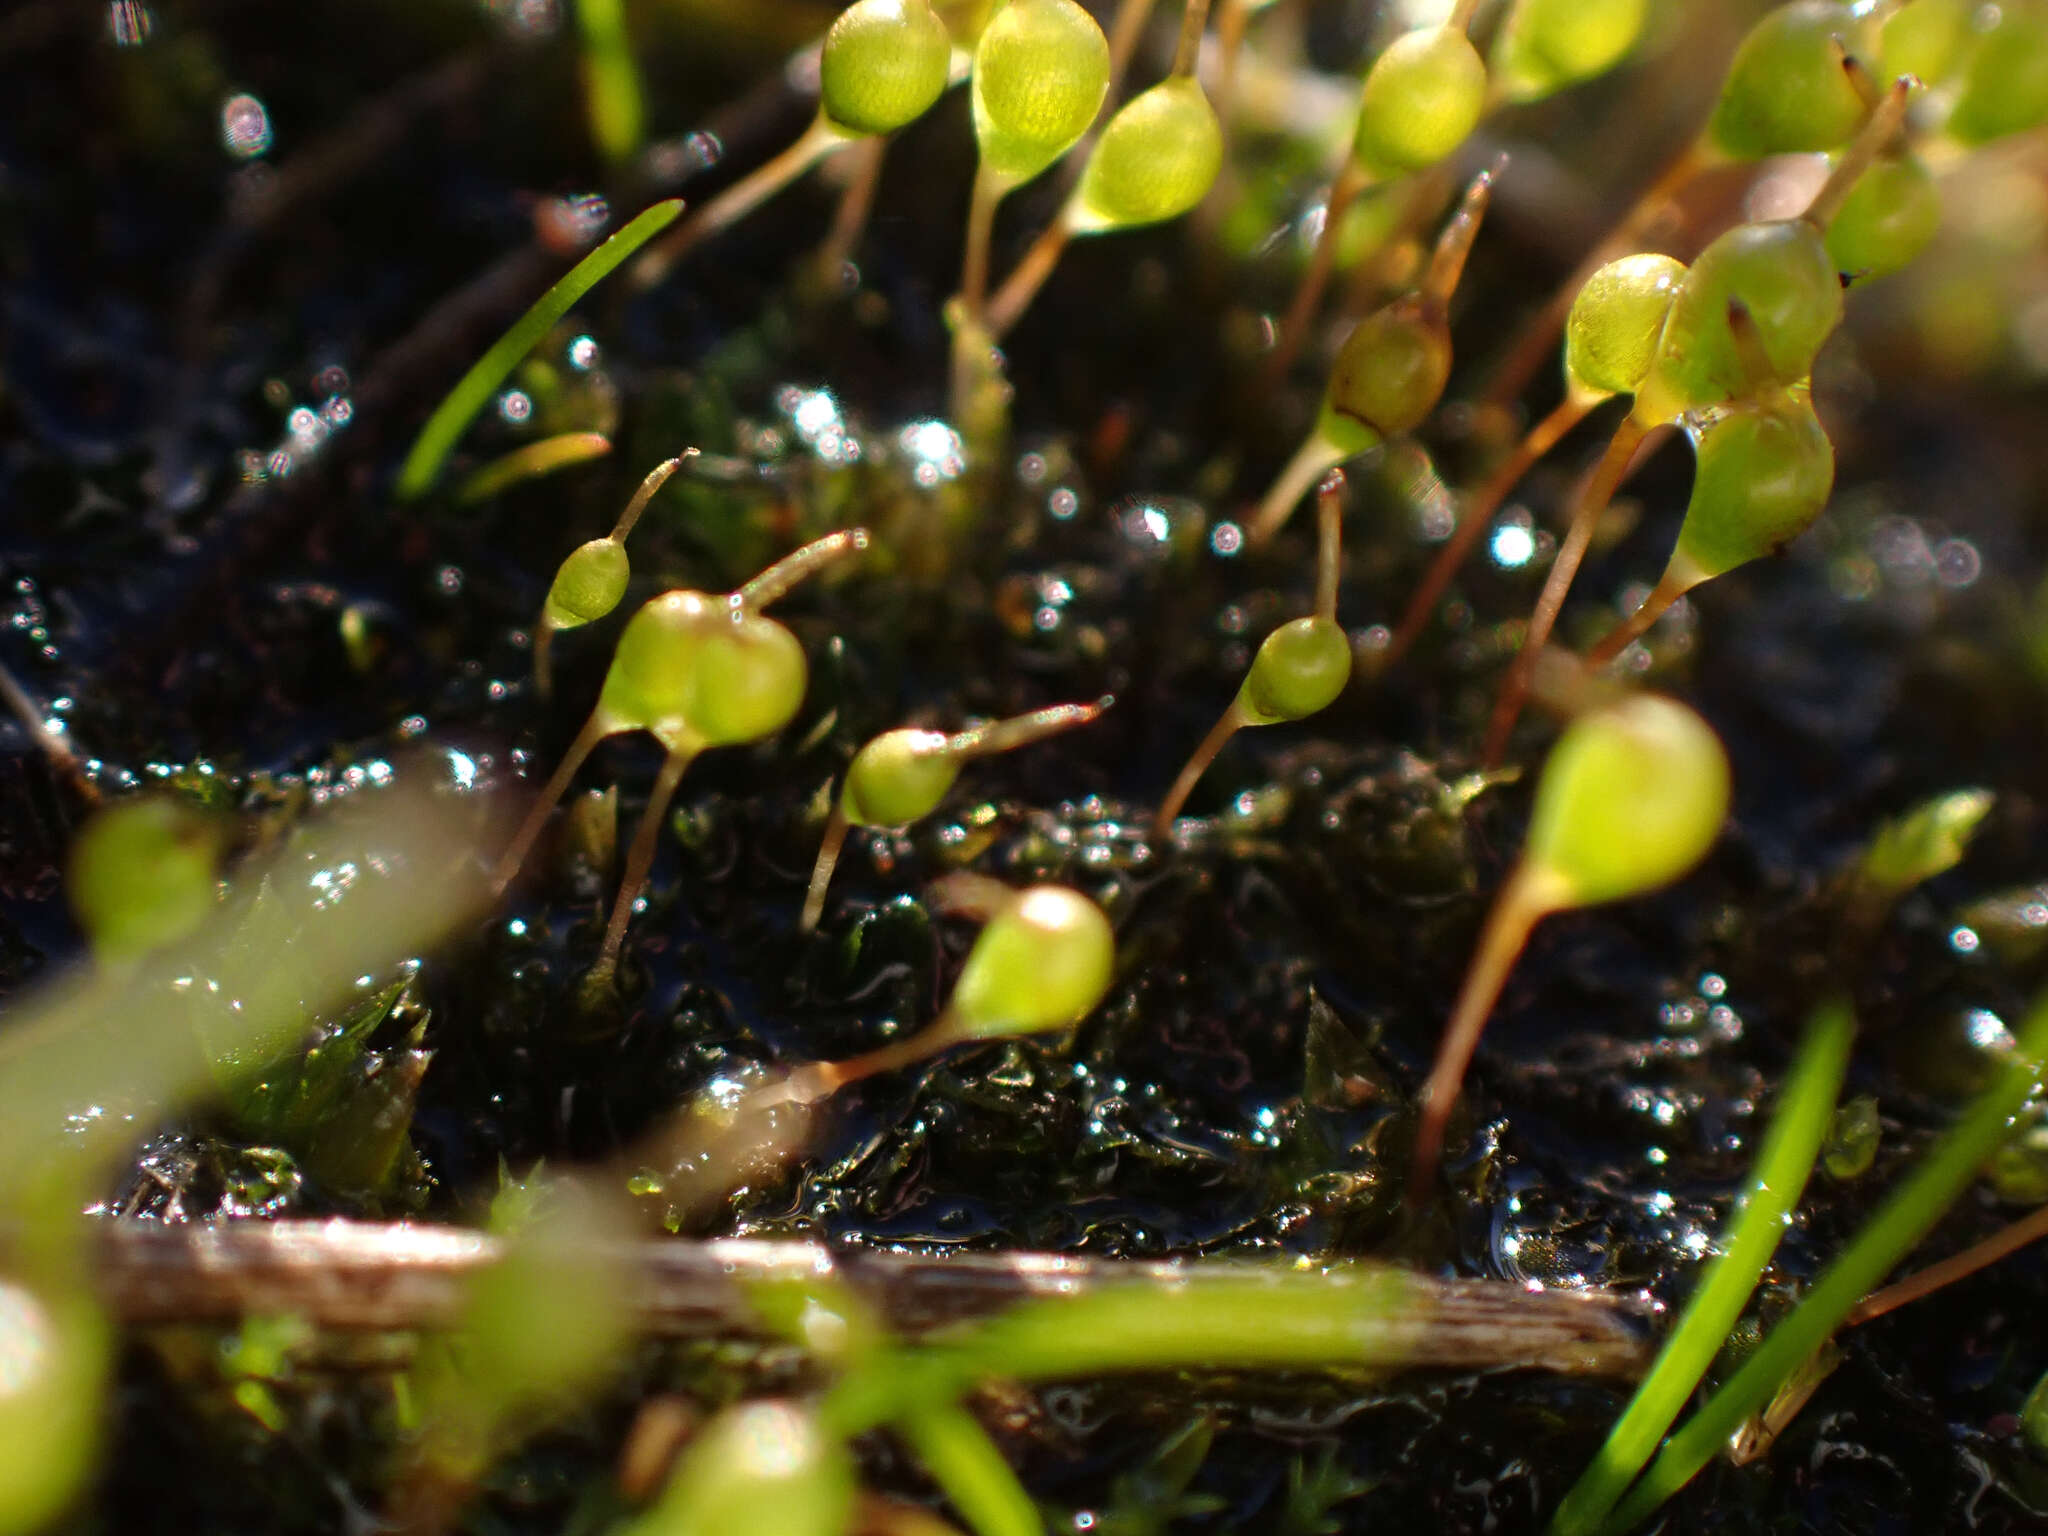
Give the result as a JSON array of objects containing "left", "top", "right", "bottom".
[
  {"left": 971, "top": 0, "right": 1111, "bottom": 188},
  {"left": 1948, "top": 0, "right": 2048, "bottom": 144},
  {"left": 629, "top": 1400, "right": 855, "bottom": 1536},
  {"left": 68, "top": 795, "right": 225, "bottom": 965},
  {"left": 1413, "top": 694, "right": 1730, "bottom": 1194},
  {"left": 1071, "top": 76, "right": 1223, "bottom": 232},
  {"left": 1491, "top": 0, "right": 1649, "bottom": 104},
  {"left": 820, "top": 0, "right": 954, "bottom": 135},
  {"left": 1824, "top": 153, "right": 1941, "bottom": 280},
  {"left": 947, "top": 883, "right": 1117, "bottom": 1040},
  {"left": 1880, "top": 0, "right": 1972, "bottom": 86},
  {"left": 805, "top": 700, "right": 1110, "bottom": 930},
  {"left": 1564, "top": 253, "right": 1689, "bottom": 399},
  {"left": 1633, "top": 220, "right": 1843, "bottom": 424},
  {"left": 1707, "top": 1, "right": 1870, "bottom": 162},
  {"left": 1351, "top": 24, "right": 1488, "bottom": 179},
  {"left": 1669, "top": 391, "right": 1836, "bottom": 585},
  {"left": 543, "top": 537, "right": 629, "bottom": 627}
]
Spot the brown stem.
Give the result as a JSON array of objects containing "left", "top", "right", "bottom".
[
  {"left": 984, "top": 215, "right": 1075, "bottom": 339},
  {"left": 1802, "top": 76, "right": 1913, "bottom": 230},
  {"left": 1420, "top": 160, "right": 1497, "bottom": 316},
  {"left": 1408, "top": 867, "right": 1559, "bottom": 1205},
  {"left": 593, "top": 745, "right": 698, "bottom": 979},
  {"left": 1315, "top": 469, "right": 1345, "bottom": 621},
  {"left": 958, "top": 163, "right": 1007, "bottom": 324},
  {"left": 492, "top": 713, "right": 610, "bottom": 893},
  {"left": 1154, "top": 699, "right": 1252, "bottom": 841},
  {"left": 609, "top": 451, "right": 693, "bottom": 542},
  {"left": 1481, "top": 418, "right": 1648, "bottom": 767},
  {"left": 1583, "top": 567, "right": 1693, "bottom": 667},
  {"left": 1846, "top": 1201, "right": 2048, "bottom": 1327},
  {"left": 1478, "top": 141, "right": 1709, "bottom": 412},
  {"left": 632, "top": 118, "right": 849, "bottom": 291},
  {"left": 1107, "top": 0, "right": 1161, "bottom": 89},
  {"left": 738, "top": 527, "right": 870, "bottom": 609},
  {"left": 0, "top": 656, "right": 93, "bottom": 800},
  {"left": 813, "top": 135, "right": 888, "bottom": 282},
  {"left": 800, "top": 805, "right": 851, "bottom": 933},
  {"left": 532, "top": 617, "right": 561, "bottom": 703},
  {"left": 1172, "top": 0, "right": 1213, "bottom": 77},
  {"left": 1386, "top": 392, "right": 1598, "bottom": 668},
  {"left": 1261, "top": 157, "right": 1373, "bottom": 389},
  {"left": 950, "top": 695, "right": 1114, "bottom": 759}
]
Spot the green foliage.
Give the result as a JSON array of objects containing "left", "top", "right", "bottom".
[
  {"left": 1633, "top": 221, "right": 1843, "bottom": 424},
  {"left": 628, "top": 1399, "right": 855, "bottom": 1536},
  {"left": 1522, "top": 695, "right": 1729, "bottom": 910},
  {"left": 946, "top": 884, "right": 1115, "bottom": 1040},
  {"left": 1350, "top": 25, "right": 1487, "bottom": 179},
  {"left": 1855, "top": 787, "right": 1995, "bottom": 898},
  {"left": 1491, "top": 0, "right": 1649, "bottom": 103},
  {"left": 1072, "top": 77, "right": 1224, "bottom": 233},
  {"left": 1707, "top": 0, "right": 1869, "bottom": 162},
  {"left": 1825, "top": 153, "right": 1942, "bottom": 281},
  {"left": 67, "top": 793, "right": 224, "bottom": 965},
  {"left": 1564, "top": 252, "right": 1688, "bottom": 398},
  {"left": 1947, "top": 0, "right": 2048, "bottom": 144},
  {"left": 1239, "top": 616, "right": 1352, "bottom": 723},
  {"left": 1668, "top": 390, "right": 1836, "bottom": 585},
  {"left": 970, "top": 0, "right": 1111, "bottom": 188},
  {"left": 820, "top": 0, "right": 953, "bottom": 136}
]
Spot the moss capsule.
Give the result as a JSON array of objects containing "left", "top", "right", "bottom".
[
  {"left": 1351, "top": 24, "right": 1488, "bottom": 180},
  {"left": 630, "top": 1400, "right": 855, "bottom": 1536},
  {"left": 970, "top": 0, "right": 1111, "bottom": 188},
  {"left": 1948, "top": 0, "right": 2048, "bottom": 145},
  {"left": 1071, "top": 76, "right": 1224, "bottom": 233},
  {"left": 1707, "top": 1, "right": 1870, "bottom": 162},
  {"left": 1491, "top": 0, "right": 1649, "bottom": 103},
  {"left": 1880, "top": 0, "right": 1972, "bottom": 85},
  {"left": 819, "top": 0, "right": 953, "bottom": 135},
  {"left": 1824, "top": 153, "right": 1940, "bottom": 281},
  {"left": 1564, "top": 253, "right": 1689, "bottom": 400},
  {"left": 1413, "top": 694, "right": 1730, "bottom": 1195}
]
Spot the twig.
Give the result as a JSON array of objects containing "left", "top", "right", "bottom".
[{"left": 76, "top": 1219, "right": 1653, "bottom": 1378}]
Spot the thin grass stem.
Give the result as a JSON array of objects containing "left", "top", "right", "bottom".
[
  {"left": 573, "top": 0, "right": 644, "bottom": 166},
  {"left": 395, "top": 199, "right": 684, "bottom": 500},
  {"left": 896, "top": 1401, "right": 1042, "bottom": 1536},
  {"left": 1549, "top": 997, "right": 1855, "bottom": 1536},
  {"left": 1603, "top": 985, "right": 2048, "bottom": 1534},
  {"left": 453, "top": 432, "right": 612, "bottom": 506}
]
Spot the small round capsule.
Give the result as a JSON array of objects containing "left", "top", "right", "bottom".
[
  {"left": 1071, "top": 76, "right": 1224, "bottom": 233},
  {"left": 1707, "top": 1, "right": 1870, "bottom": 162},
  {"left": 1564, "top": 253, "right": 1689, "bottom": 399},
  {"left": 1351, "top": 24, "right": 1489, "bottom": 179},
  {"left": 971, "top": 0, "right": 1111, "bottom": 187},
  {"left": 820, "top": 0, "right": 954, "bottom": 135}
]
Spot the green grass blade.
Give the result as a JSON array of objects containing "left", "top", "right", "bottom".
[
  {"left": 1549, "top": 996, "right": 1856, "bottom": 1536},
  {"left": 454, "top": 430, "right": 613, "bottom": 505},
  {"left": 575, "top": 0, "right": 645, "bottom": 165},
  {"left": 898, "top": 1400, "right": 1044, "bottom": 1536},
  {"left": 1603, "top": 984, "right": 2048, "bottom": 1533},
  {"left": 394, "top": 199, "right": 682, "bottom": 500}
]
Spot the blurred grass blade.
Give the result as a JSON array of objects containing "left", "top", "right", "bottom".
[
  {"left": 1603, "top": 984, "right": 2048, "bottom": 1533},
  {"left": 395, "top": 200, "right": 683, "bottom": 500},
  {"left": 454, "top": 430, "right": 613, "bottom": 505},
  {"left": 575, "top": 0, "right": 645, "bottom": 165},
  {"left": 896, "top": 1401, "right": 1042, "bottom": 1536},
  {"left": 1549, "top": 997, "right": 1855, "bottom": 1536},
  {"left": 0, "top": 774, "right": 502, "bottom": 1184}
]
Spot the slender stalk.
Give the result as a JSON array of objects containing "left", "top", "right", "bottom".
[
  {"left": 610, "top": 450, "right": 693, "bottom": 541},
  {"left": 533, "top": 619, "right": 561, "bottom": 703},
  {"left": 814, "top": 136, "right": 889, "bottom": 282},
  {"left": 492, "top": 713, "right": 610, "bottom": 893},
  {"left": 1549, "top": 998, "right": 1856, "bottom": 1536},
  {"left": 1801, "top": 78, "right": 1912, "bottom": 230},
  {"left": 1845, "top": 1200, "right": 2048, "bottom": 1328},
  {"left": 1315, "top": 469, "right": 1344, "bottom": 620},
  {"left": 1153, "top": 699, "right": 1252, "bottom": 841},
  {"left": 1481, "top": 418, "right": 1649, "bottom": 767},
  {"left": 1245, "top": 429, "right": 1350, "bottom": 547},
  {"left": 1605, "top": 986, "right": 2048, "bottom": 1534},
  {"left": 593, "top": 745, "right": 698, "bottom": 980},
  {"left": 1479, "top": 143, "right": 1708, "bottom": 413},
  {"left": 1261, "top": 158, "right": 1373, "bottom": 389},
  {"left": 952, "top": 696, "right": 1113, "bottom": 758},
  {"left": 1583, "top": 569, "right": 1691, "bottom": 667},
  {"left": 395, "top": 198, "right": 684, "bottom": 499},
  {"left": 1408, "top": 866, "right": 1558, "bottom": 1204},
  {"left": 959, "top": 163, "right": 1009, "bottom": 324},
  {"left": 739, "top": 527, "right": 869, "bottom": 608},
  {"left": 1172, "top": 0, "right": 1213, "bottom": 76},
  {"left": 1386, "top": 392, "right": 1598, "bottom": 666},
  {"left": 896, "top": 1402, "right": 1042, "bottom": 1536},
  {"left": 983, "top": 214, "right": 1074, "bottom": 337},
  {"left": 0, "top": 656, "right": 92, "bottom": 799},
  {"left": 801, "top": 806, "right": 852, "bottom": 932},
  {"left": 630, "top": 119, "right": 851, "bottom": 293},
  {"left": 1106, "top": 0, "right": 1161, "bottom": 89}
]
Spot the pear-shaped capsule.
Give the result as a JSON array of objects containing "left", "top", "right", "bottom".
[
  {"left": 1070, "top": 76, "right": 1223, "bottom": 233},
  {"left": 1351, "top": 23, "right": 1489, "bottom": 180},
  {"left": 1586, "top": 390, "right": 1835, "bottom": 665},
  {"left": 532, "top": 454, "right": 690, "bottom": 698},
  {"left": 1412, "top": 694, "right": 1730, "bottom": 1196},
  {"left": 802, "top": 698, "right": 1111, "bottom": 930},
  {"left": 1707, "top": 1, "right": 1870, "bottom": 162},
  {"left": 1491, "top": 0, "right": 1649, "bottom": 103},
  {"left": 496, "top": 530, "right": 869, "bottom": 984},
  {"left": 1880, "top": 0, "right": 1972, "bottom": 86},
  {"left": 1948, "top": 0, "right": 2048, "bottom": 145},
  {"left": 1824, "top": 154, "right": 1940, "bottom": 281},
  {"left": 1248, "top": 171, "right": 1492, "bottom": 545},
  {"left": 971, "top": 0, "right": 1111, "bottom": 188},
  {"left": 628, "top": 1400, "right": 855, "bottom": 1536},
  {"left": 1564, "top": 253, "right": 1689, "bottom": 399},
  {"left": 819, "top": 0, "right": 953, "bottom": 135},
  {"left": 69, "top": 795, "right": 225, "bottom": 966},
  {"left": 1632, "top": 220, "right": 1843, "bottom": 425},
  {"left": 1160, "top": 473, "right": 1351, "bottom": 836}
]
